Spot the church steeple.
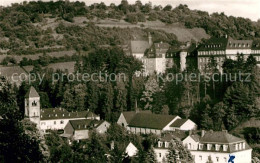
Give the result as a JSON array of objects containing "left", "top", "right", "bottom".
[{"left": 25, "top": 86, "right": 40, "bottom": 127}]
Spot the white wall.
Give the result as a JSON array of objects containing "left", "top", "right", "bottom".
[
  {"left": 155, "top": 57, "right": 166, "bottom": 74},
  {"left": 226, "top": 49, "right": 251, "bottom": 55},
  {"left": 96, "top": 121, "right": 110, "bottom": 134},
  {"left": 180, "top": 120, "right": 197, "bottom": 131},
  {"left": 154, "top": 148, "right": 169, "bottom": 163},
  {"left": 190, "top": 149, "right": 252, "bottom": 163},
  {"left": 133, "top": 53, "right": 144, "bottom": 60},
  {"left": 183, "top": 136, "right": 199, "bottom": 150},
  {"left": 74, "top": 130, "right": 89, "bottom": 140},
  {"left": 125, "top": 142, "right": 138, "bottom": 157},
  {"left": 117, "top": 113, "right": 128, "bottom": 128},
  {"left": 40, "top": 117, "right": 86, "bottom": 131}
]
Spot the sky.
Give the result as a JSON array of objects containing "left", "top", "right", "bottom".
[{"left": 1, "top": 0, "right": 259, "bottom": 21}]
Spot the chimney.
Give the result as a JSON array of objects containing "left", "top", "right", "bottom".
[
  {"left": 201, "top": 130, "right": 205, "bottom": 137},
  {"left": 148, "top": 32, "right": 152, "bottom": 46}
]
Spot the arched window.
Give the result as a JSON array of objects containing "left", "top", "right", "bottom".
[{"left": 32, "top": 101, "right": 37, "bottom": 106}]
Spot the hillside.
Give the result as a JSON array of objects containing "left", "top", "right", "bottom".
[{"left": 1, "top": 1, "right": 260, "bottom": 61}]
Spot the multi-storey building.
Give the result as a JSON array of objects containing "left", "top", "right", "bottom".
[
  {"left": 197, "top": 37, "right": 260, "bottom": 72},
  {"left": 154, "top": 130, "right": 252, "bottom": 163},
  {"left": 183, "top": 130, "right": 252, "bottom": 163},
  {"left": 130, "top": 33, "right": 170, "bottom": 75}
]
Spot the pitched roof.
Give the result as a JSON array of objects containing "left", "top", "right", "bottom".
[
  {"left": 170, "top": 119, "right": 188, "bottom": 128},
  {"left": 131, "top": 40, "right": 150, "bottom": 54},
  {"left": 122, "top": 110, "right": 151, "bottom": 124},
  {"left": 197, "top": 37, "right": 228, "bottom": 51},
  {"left": 154, "top": 42, "right": 170, "bottom": 53},
  {"left": 69, "top": 119, "right": 107, "bottom": 130},
  {"left": 128, "top": 113, "right": 177, "bottom": 130},
  {"left": 226, "top": 38, "right": 253, "bottom": 49},
  {"left": 25, "top": 86, "right": 40, "bottom": 98},
  {"left": 160, "top": 131, "right": 188, "bottom": 141},
  {"left": 190, "top": 134, "right": 200, "bottom": 142},
  {"left": 200, "top": 131, "right": 243, "bottom": 144},
  {"left": 40, "top": 108, "right": 97, "bottom": 120}
]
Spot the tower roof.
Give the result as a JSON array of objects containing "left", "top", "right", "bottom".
[{"left": 25, "top": 86, "right": 40, "bottom": 98}]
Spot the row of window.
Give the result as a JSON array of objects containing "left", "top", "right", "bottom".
[
  {"left": 252, "top": 50, "right": 260, "bottom": 54},
  {"left": 199, "top": 143, "right": 228, "bottom": 151},
  {"left": 198, "top": 50, "right": 225, "bottom": 56},
  {"left": 158, "top": 141, "right": 169, "bottom": 148},
  {"left": 198, "top": 142, "right": 245, "bottom": 151},
  {"left": 198, "top": 155, "right": 226, "bottom": 162},
  {"left": 199, "top": 57, "right": 224, "bottom": 63},
  {"left": 41, "top": 120, "right": 64, "bottom": 126},
  {"left": 229, "top": 42, "right": 250, "bottom": 48}
]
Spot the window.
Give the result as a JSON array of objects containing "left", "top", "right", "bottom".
[
  {"left": 207, "top": 144, "right": 212, "bottom": 150},
  {"left": 158, "top": 141, "right": 163, "bottom": 147},
  {"left": 159, "top": 153, "right": 161, "bottom": 157},
  {"left": 216, "top": 157, "right": 219, "bottom": 162},
  {"left": 60, "top": 120, "right": 64, "bottom": 124},
  {"left": 122, "top": 123, "right": 124, "bottom": 127},
  {"left": 199, "top": 156, "right": 202, "bottom": 160},
  {"left": 54, "top": 121, "right": 56, "bottom": 125},
  {"left": 223, "top": 145, "right": 228, "bottom": 151},
  {"left": 32, "top": 101, "right": 37, "bottom": 106},
  {"left": 215, "top": 144, "right": 220, "bottom": 151},
  {"left": 189, "top": 143, "right": 191, "bottom": 149},
  {"left": 224, "top": 157, "right": 227, "bottom": 162},
  {"left": 199, "top": 144, "right": 203, "bottom": 150}
]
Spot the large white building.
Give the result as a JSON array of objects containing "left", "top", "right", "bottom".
[
  {"left": 153, "top": 130, "right": 252, "bottom": 163},
  {"left": 24, "top": 86, "right": 100, "bottom": 133}
]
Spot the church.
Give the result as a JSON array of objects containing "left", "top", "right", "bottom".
[{"left": 24, "top": 86, "right": 100, "bottom": 133}]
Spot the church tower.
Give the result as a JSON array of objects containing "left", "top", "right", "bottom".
[{"left": 25, "top": 86, "right": 40, "bottom": 127}]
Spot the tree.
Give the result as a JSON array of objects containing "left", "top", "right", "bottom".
[
  {"left": 200, "top": 104, "right": 214, "bottom": 130},
  {"left": 140, "top": 75, "right": 161, "bottom": 112},
  {"left": 163, "top": 5, "right": 172, "bottom": 11},
  {"left": 0, "top": 81, "right": 44, "bottom": 162}
]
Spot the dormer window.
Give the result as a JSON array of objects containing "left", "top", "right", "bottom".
[
  {"left": 165, "top": 142, "right": 169, "bottom": 148},
  {"left": 215, "top": 144, "right": 220, "bottom": 151},
  {"left": 55, "top": 114, "right": 57, "bottom": 117},
  {"left": 199, "top": 144, "right": 203, "bottom": 150},
  {"left": 243, "top": 142, "right": 245, "bottom": 149},
  {"left": 223, "top": 145, "right": 228, "bottom": 151},
  {"left": 235, "top": 144, "right": 238, "bottom": 150},
  {"left": 158, "top": 141, "right": 163, "bottom": 147},
  {"left": 207, "top": 144, "right": 212, "bottom": 150}
]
